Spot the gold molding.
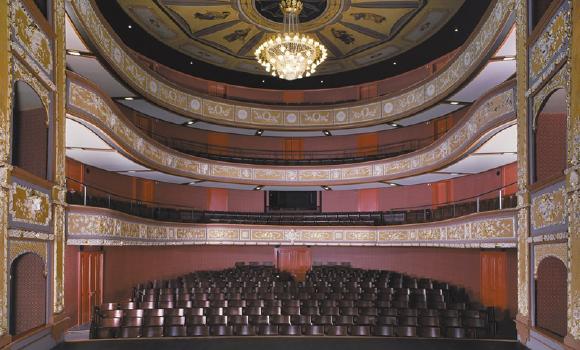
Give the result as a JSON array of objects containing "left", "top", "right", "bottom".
[
  {"left": 531, "top": 65, "right": 569, "bottom": 129},
  {"left": 530, "top": 185, "right": 567, "bottom": 230},
  {"left": 533, "top": 242, "right": 568, "bottom": 277},
  {"left": 66, "top": 205, "right": 517, "bottom": 248},
  {"left": 7, "top": 238, "right": 48, "bottom": 274},
  {"left": 67, "top": 74, "right": 516, "bottom": 186},
  {"left": 66, "top": 0, "right": 515, "bottom": 130}
]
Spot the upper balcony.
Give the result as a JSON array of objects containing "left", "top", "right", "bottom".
[{"left": 64, "top": 0, "right": 516, "bottom": 131}]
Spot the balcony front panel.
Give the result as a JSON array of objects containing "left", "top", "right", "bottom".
[
  {"left": 67, "top": 205, "right": 516, "bottom": 248},
  {"left": 66, "top": 73, "right": 516, "bottom": 186}
]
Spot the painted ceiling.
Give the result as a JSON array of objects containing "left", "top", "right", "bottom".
[{"left": 117, "top": 0, "right": 465, "bottom": 76}]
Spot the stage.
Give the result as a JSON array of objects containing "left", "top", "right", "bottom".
[{"left": 56, "top": 337, "right": 527, "bottom": 350}]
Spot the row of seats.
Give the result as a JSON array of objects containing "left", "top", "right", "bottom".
[{"left": 91, "top": 265, "right": 495, "bottom": 339}]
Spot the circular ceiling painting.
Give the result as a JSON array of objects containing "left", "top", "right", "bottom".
[{"left": 116, "top": 0, "right": 465, "bottom": 76}]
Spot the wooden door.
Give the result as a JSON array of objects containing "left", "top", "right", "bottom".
[
  {"left": 276, "top": 247, "right": 311, "bottom": 282},
  {"left": 79, "top": 251, "right": 103, "bottom": 325},
  {"left": 480, "top": 251, "right": 508, "bottom": 311}
]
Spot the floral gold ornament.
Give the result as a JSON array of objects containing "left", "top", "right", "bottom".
[{"left": 255, "top": 0, "right": 327, "bottom": 80}]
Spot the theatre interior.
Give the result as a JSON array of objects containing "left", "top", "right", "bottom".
[{"left": 0, "top": 0, "right": 578, "bottom": 349}]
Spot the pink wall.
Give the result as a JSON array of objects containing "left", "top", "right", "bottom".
[{"left": 70, "top": 158, "right": 516, "bottom": 214}]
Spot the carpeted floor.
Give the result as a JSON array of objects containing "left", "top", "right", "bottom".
[{"left": 56, "top": 337, "right": 528, "bottom": 350}]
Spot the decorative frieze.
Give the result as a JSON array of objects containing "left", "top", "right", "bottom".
[
  {"left": 531, "top": 184, "right": 567, "bottom": 230},
  {"left": 66, "top": 206, "right": 517, "bottom": 247}
]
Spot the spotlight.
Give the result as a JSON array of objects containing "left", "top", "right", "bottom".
[
  {"left": 454, "top": 28, "right": 459, "bottom": 32},
  {"left": 392, "top": 61, "right": 397, "bottom": 66},
  {"left": 449, "top": 101, "right": 460, "bottom": 105},
  {"left": 389, "top": 123, "right": 401, "bottom": 128},
  {"left": 128, "top": 24, "right": 133, "bottom": 29},
  {"left": 123, "top": 97, "right": 135, "bottom": 101},
  {"left": 67, "top": 50, "right": 81, "bottom": 56},
  {"left": 255, "top": 129, "right": 264, "bottom": 136},
  {"left": 323, "top": 130, "right": 332, "bottom": 136},
  {"left": 321, "top": 185, "right": 331, "bottom": 191},
  {"left": 502, "top": 56, "right": 516, "bottom": 61},
  {"left": 254, "top": 185, "right": 263, "bottom": 191}
]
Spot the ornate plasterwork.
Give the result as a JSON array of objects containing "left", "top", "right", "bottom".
[
  {"left": 9, "top": 182, "right": 52, "bottom": 227},
  {"left": 8, "top": 229, "right": 54, "bottom": 240},
  {"left": 531, "top": 185, "right": 567, "bottom": 230},
  {"left": 9, "top": 0, "right": 54, "bottom": 88},
  {"left": 66, "top": 206, "right": 517, "bottom": 247},
  {"left": 8, "top": 238, "right": 48, "bottom": 274},
  {"left": 13, "top": 56, "right": 51, "bottom": 112},
  {"left": 116, "top": 0, "right": 462, "bottom": 76},
  {"left": 532, "top": 64, "right": 569, "bottom": 128},
  {"left": 533, "top": 242, "right": 568, "bottom": 277},
  {"left": 528, "top": 0, "right": 570, "bottom": 94},
  {"left": 67, "top": 0, "right": 514, "bottom": 130},
  {"left": 67, "top": 76, "right": 516, "bottom": 185}
]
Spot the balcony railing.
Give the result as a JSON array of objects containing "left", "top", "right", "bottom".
[
  {"left": 66, "top": 178, "right": 517, "bottom": 226},
  {"left": 138, "top": 126, "right": 441, "bottom": 166}
]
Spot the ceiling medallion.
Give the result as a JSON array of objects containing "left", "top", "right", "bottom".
[{"left": 255, "top": 0, "right": 327, "bottom": 80}]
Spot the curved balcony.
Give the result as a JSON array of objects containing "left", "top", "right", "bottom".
[
  {"left": 66, "top": 201, "right": 517, "bottom": 249},
  {"left": 65, "top": 0, "right": 514, "bottom": 130},
  {"left": 66, "top": 72, "right": 516, "bottom": 186},
  {"left": 66, "top": 176, "right": 516, "bottom": 226}
]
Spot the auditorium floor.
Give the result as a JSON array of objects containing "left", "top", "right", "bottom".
[{"left": 56, "top": 337, "right": 528, "bottom": 350}]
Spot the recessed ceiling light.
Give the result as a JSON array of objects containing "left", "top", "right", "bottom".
[
  {"left": 186, "top": 120, "right": 196, "bottom": 125},
  {"left": 128, "top": 24, "right": 132, "bottom": 29},
  {"left": 390, "top": 123, "right": 401, "bottom": 128},
  {"left": 255, "top": 129, "right": 264, "bottom": 136},
  {"left": 320, "top": 80, "right": 324, "bottom": 83},
  {"left": 321, "top": 185, "right": 331, "bottom": 191},
  {"left": 123, "top": 97, "right": 135, "bottom": 101},
  {"left": 454, "top": 28, "right": 459, "bottom": 32},
  {"left": 449, "top": 101, "right": 460, "bottom": 105},
  {"left": 254, "top": 185, "right": 263, "bottom": 191},
  {"left": 392, "top": 61, "right": 397, "bottom": 66},
  {"left": 323, "top": 130, "right": 332, "bottom": 136},
  {"left": 67, "top": 50, "right": 81, "bottom": 56},
  {"left": 502, "top": 56, "right": 516, "bottom": 61},
  {"left": 190, "top": 61, "right": 194, "bottom": 65},
  {"left": 127, "top": 170, "right": 137, "bottom": 173},
  {"left": 262, "top": 79, "right": 265, "bottom": 83}
]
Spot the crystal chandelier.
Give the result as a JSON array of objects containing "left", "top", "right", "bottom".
[{"left": 255, "top": 0, "right": 327, "bottom": 81}]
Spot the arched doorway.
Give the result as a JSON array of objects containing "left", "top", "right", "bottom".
[
  {"left": 9, "top": 253, "right": 47, "bottom": 336},
  {"left": 535, "top": 256, "right": 567, "bottom": 338}
]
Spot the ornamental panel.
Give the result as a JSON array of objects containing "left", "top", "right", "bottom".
[{"left": 67, "top": 206, "right": 517, "bottom": 248}]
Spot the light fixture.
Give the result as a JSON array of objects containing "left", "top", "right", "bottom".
[
  {"left": 389, "top": 123, "right": 401, "bottom": 128},
  {"left": 502, "top": 56, "right": 516, "bottom": 61},
  {"left": 323, "top": 130, "right": 331, "bottom": 136},
  {"left": 449, "top": 101, "right": 460, "bottom": 105},
  {"left": 182, "top": 120, "right": 197, "bottom": 126},
  {"left": 255, "top": 0, "right": 327, "bottom": 81},
  {"left": 255, "top": 129, "right": 264, "bottom": 136},
  {"left": 321, "top": 185, "right": 331, "bottom": 191},
  {"left": 123, "top": 97, "right": 135, "bottom": 101},
  {"left": 67, "top": 50, "right": 81, "bottom": 56},
  {"left": 254, "top": 185, "right": 264, "bottom": 191},
  {"left": 128, "top": 24, "right": 132, "bottom": 29},
  {"left": 454, "top": 28, "right": 459, "bottom": 32},
  {"left": 392, "top": 61, "right": 397, "bottom": 66}
]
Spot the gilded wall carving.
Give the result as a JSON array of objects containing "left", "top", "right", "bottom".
[
  {"left": 9, "top": 0, "right": 54, "bottom": 88},
  {"left": 532, "top": 65, "right": 569, "bottom": 127},
  {"left": 9, "top": 182, "right": 52, "bottom": 227},
  {"left": 528, "top": 1, "right": 570, "bottom": 93},
  {"left": 8, "top": 238, "right": 48, "bottom": 274},
  {"left": 530, "top": 185, "right": 567, "bottom": 230},
  {"left": 8, "top": 229, "right": 54, "bottom": 240},
  {"left": 67, "top": 0, "right": 514, "bottom": 130},
  {"left": 515, "top": 0, "right": 530, "bottom": 321},
  {"left": 533, "top": 242, "right": 568, "bottom": 277},
  {"left": 66, "top": 206, "right": 517, "bottom": 247},
  {"left": 68, "top": 77, "right": 516, "bottom": 185}
]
